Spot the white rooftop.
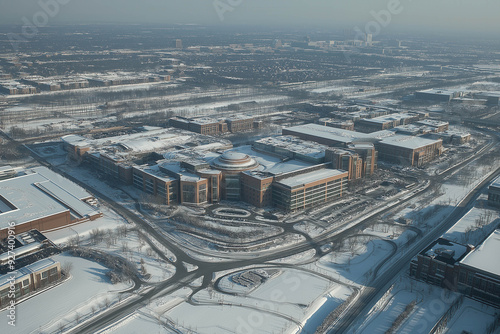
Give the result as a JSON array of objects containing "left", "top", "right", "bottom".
[
  {"left": 255, "top": 136, "right": 327, "bottom": 159},
  {"left": 285, "top": 124, "right": 396, "bottom": 144},
  {"left": 460, "top": 230, "right": 500, "bottom": 277},
  {"left": 0, "top": 167, "right": 99, "bottom": 229},
  {"left": 277, "top": 169, "right": 347, "bottom": 188},
  {"left": 491, "top": 177, "right": 500, "bottom": 189},
  {"left": 0, "top": 258, "right": 57, "bottom": 288},
  {"left": 362, "top": 113, "right": 416, "bottom": 125},
  {"left": 418, "top": 89, "right": 457, "bottom": 95},
  {"left": 379, "top": 135, "right": 442, "bottom": 150}
]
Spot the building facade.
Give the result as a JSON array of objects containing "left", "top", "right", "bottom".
[
  {"left": 0, "top": 259, "right": 61, "bottom": 309},
  {"left": 488, "top": 178, "right": 500, "bottom": 208},
  {"left": 457, "top": 230, "right": 500, "bottom": 307},
  {"left": 272, "top": 169, "right": 348, "bottom": 211}
]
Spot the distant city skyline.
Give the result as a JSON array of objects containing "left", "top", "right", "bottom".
[{"left": 0, "top": 0, "right": 499, "bottom": 37}]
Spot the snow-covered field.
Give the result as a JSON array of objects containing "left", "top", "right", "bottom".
[
  {"left": 163, "top": 269, "right": 352, "bottom": 334},
  {"left": 316, "top": 237, "right": 394, "bottom": 285},
  {"left": 348, "top": 276, "right": 461, "bottom": 334},
  {"left": 0, "top": 253, "right": 132, "bottom": 334}
]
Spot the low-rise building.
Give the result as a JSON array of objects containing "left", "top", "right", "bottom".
[
  {"left": 488, "top": 178, "right": 500, "bottom": 208},
  {"left": 457, "top": 230, "right": 500, "bottom": 307},
  {"left": 318, "top": 118, "right": 355, "bottom": 131},
  {"left": 415, "top": 119, "right": 450, "bottom": 132},
  {"left": 0, "top": 258, "right": 61, "bottom": 309},
  {"left": 410, "top": 238, "right": 472, "bottom": 289},
  {"left": 0, "top": 167, "right": 101, "bottom": 238},
  {"left": 356, "top": 113, "right": 420, "bottom": 132}
]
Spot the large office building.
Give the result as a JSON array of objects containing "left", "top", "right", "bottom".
[
  {"left": 62, "top": 127, "right": 348, "bottom": 211},
  {"left": 272, "top": 168, "right": 348, "bottom": 211},
  {"left": 283, "top": 123, "right": 393, "bottom": 147},
  {"left": 488, "top": 178, "right": 500, "bottom": 208},
  {"left": 377, "top": 135, "right": 443, "bottom": 167},
  {"left": 254, "top": 136, "right": 327, "bottom": 164},
  {"left": 411, "top": 230, "right": 500, "bottom": 308},
  {"left": 410, "top": 238, "right": 472, "bottom": 289},
  {"left": 170, "top": 115, "right": 255, "bottom": 135},
  {"left": 356, "top": 113, "right": 420, "bottom": 132},
  {"left": 457, "top": 230, "right": 500, "bottom": 307},
  {"left": 325, "top": 148, "right": 363, "bottom": 180},
  {"left": 415, "top": 89, "right": 461, "bottom": 102},
  {"left": 283, "top": 123, "right": 443, "bottom": 167},
  {"left": 0, "top": 166, "right": 101, "bottom": 238}
]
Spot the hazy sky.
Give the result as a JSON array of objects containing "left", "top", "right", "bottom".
[{"left": 1, "top": 0, "right": 499, "bottom": 35}]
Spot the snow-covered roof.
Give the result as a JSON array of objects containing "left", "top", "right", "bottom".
[
  {"left": 423, "top": 238, "right": 469, "bottom": 265},
  {"left": 254, "top": 136, "right": 327, "bottom": 160},
  {"left": 460, "top": 230, "right": 500, "bottom": 277},
  {"left": 276, "top": 169, "right": 347, "bottom": 188},
  {"left": 418, "top": 88, "right": 457, "bottom": 96},
  {"left": 416, "top": 119, "right": 449, "bottom": 128},
  {"left": 491, "top": 177, "right": 500, "bottom": 189},
  {"left": 160, "top": 162, "right": 204, "bottom": 183},
  {"left": 0, "top": 258, "right": 58, "bottom": 288},
  {"left": 134, "top": 164, "right": 176, "bottom": 183},
  {"left": 284, "top": 124, "right": 397, "bottom": 145},
  {"left": 0, "top": 167, "right": 99, "bottom": 229},
  {"left": 361, "top": 113, "right": 416, "bottom": 125},
  {"left": 379, "top": 135, "right": 442, "bottom": 150}
]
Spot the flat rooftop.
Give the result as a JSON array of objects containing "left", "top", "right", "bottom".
[
  {"left": 276, "top": 169, "right": 347, "bottom": 188},
  {"left": 0, "top": 167, "right": 99, "bottom": 230},
  {"left": 255, "top": 136, "right": 327, "bottom": 160},
  {"left": 491, "top": 177, "right": 500, "bottom": 189},
  {"left": 379, "top": 135, "right": 442, "bottom": 150},
  {"left": 284, "top": 124, "right": 396, "bottom": 144},
  {"left": 62, "top": 128, "right": 232, "bottom": 159},
  {"left": 418, "top": 89, "right": 457, "bottom": 96},
  {"left": 361, "top": 113, "right": 417, "bottom": 125},
  {"left": 0, "top": 258, "right": 57, "bottom": 289},
  {"left": 416, "top": 119, "right": 449, "bottom": 127},
  {"left": 460, "top": 230, "right": 500, "bottom": 277},
  {"left": 422, "top": 238, "right": 469, "bottom": 265}
]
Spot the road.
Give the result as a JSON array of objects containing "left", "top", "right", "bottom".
[
  {"left": 16, "top": 129, "right": 500, "bottom": 333},
  {"left": 328, "top": 164, "right": 500, "bottom": 333}
]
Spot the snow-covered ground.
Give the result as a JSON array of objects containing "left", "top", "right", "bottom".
[
  {"left": 0, "top": 253, "right": 132, "bottom": 334},
  {"left": 444, "top": 298, "right": 499, "bottom": 334},
  {"left": 348, "top": 275, "right": 461, "bottom": 334},
  {"left": 163, "top": 268, "right": 352, "bottom": 334},
  {"left": 443, "top": 194, "right": 500, "bottom": 246},
  {"left": 316, "top": 237, "right": 394, "bottom": 285}
]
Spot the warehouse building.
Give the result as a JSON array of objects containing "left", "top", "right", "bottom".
[{"left": 0, "top": 167, "right": 102, "bottom": 238}]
